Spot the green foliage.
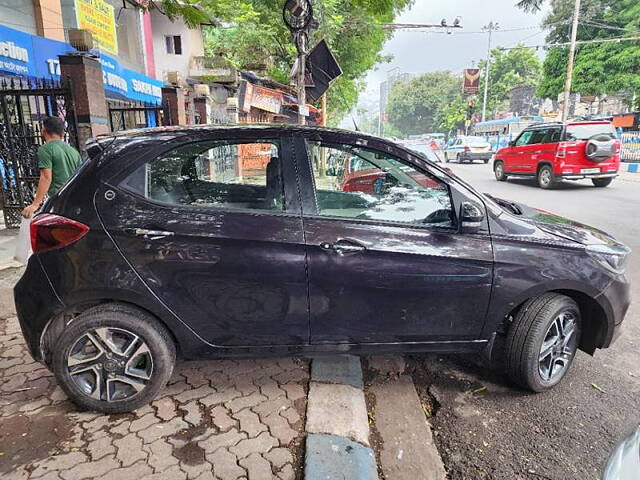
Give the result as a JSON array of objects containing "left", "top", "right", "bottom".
[
  {"left": 143, "top": 1, "right": 213, "bottom": 27},
  {"left": 440, "top": 95, "right": 467, "bottom": 133},
  {"left": 199, "top": 0, "right": 412, "bottom": 124},
  {"left": 386, "top": 72, "right": 461, "bottom": 136},
  {"left": 478, "top": 45, "right": 542, "bottom": 117},
  {"left": 535, "top": 0, "right": 640, "bottom": 104},
  {"left": 515, "top": 0, "right": 545, "bottom": 12}
]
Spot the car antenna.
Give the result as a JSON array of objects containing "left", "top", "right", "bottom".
[{"left": 351, "top": 116, "right": 360, "bottom": 131}]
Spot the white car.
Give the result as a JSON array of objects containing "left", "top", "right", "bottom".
[{"left": 444, "top": 136, "right": 493, "bottom": 163}]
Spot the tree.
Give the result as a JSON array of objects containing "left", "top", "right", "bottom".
[
  {"left": 386, "top": 72, "right": 461, "bottom": 136},
  {"left": 201, "top": 0, "right": 412, "bottom": 124},
  {"left": 520, "top": 0, "right": 640, "bottom": 106},
  {"left": 516, "top": 0, "right": 546, "bottom": 12},
  {"left": 440, "top": 95, "right": 467, "bottom": 133},
  {"left": 140, "top": 1, "right": 212, "bottom": 27},
  {"left": 478, "top": 45, "right": 542, "bottom": 118}
]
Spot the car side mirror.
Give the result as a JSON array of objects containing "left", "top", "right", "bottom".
[
  {"left": 508, "top": 140, "right": 516, "bottom": 147},
  {"left": 460, "top": 201, "right": 484, "bottom": 233}
]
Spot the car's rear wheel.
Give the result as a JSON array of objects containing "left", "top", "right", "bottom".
[
  {"left": 505, "top": 293, "right": 581, "bottom": 392},
  {"left": 537, "top": 165, "right": 556, "bottom": 189},
  {"left": 494, "top": 160, "right": 507, "bottom": 181},
  {"left": 456, "top": 154, "right": 462, "bottom": 163},
  {"left": 592, "top": 178, "right": 613, "bottom": 188},
  {"left": 484, "top": 159, "right": 489, "bottom": 164},
  {"left": 52, "top": 304, "right": 176, "bottom": 413}
]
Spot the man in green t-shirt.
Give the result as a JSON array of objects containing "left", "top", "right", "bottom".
[{"left": 22, "top": 117, "right": 82, "bottom": 218}]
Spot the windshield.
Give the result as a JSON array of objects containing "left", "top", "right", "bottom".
[{"left": 566, "top": 124, "right": 617, "bottom": 141}]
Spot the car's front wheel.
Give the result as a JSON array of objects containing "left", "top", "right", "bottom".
[
  {"left": 52, "top": 304, "right": 176, "bottom": 413},
  {"left": 592, "top": 178, "right": 613, "bottom": 188},
  {"left": 504, "top": 293, "right": 581, "bottom": 392}
]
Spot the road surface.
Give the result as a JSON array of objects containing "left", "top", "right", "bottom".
[{"left": 411, "top": 163, "right": 640, "bottom": 480}]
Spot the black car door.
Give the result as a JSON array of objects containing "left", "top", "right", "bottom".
[
  {"left": 295, "top": 134, "right": 494, "bottom": 345},
  {"left": 95, "top": 133, "right": 309, "bottom": 347}
]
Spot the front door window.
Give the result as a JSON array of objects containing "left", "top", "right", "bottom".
[{"left": 306, "top": 141, "right": 455, "bottom": 228}]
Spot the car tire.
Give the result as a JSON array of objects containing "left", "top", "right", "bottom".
[
  {"left": 504, "top": 293, "right": 581, "bottom": 392},
  {"left": 592, "top": 178, "right": 613, "bottom": 188},
  {"left": 494, "top": 160, "right": 507, "bottom": 181},
  {"left": 52, "top": 303, "right": 176, "bottom": 413},
  {"left": 537, "top": 165, "right": 556, "bottom": 189},
  {"left": 484, "top": 159, "right": 489, "bottom": 164},
  {"left": 456, "top": 154, "right": 462, "bottom": 164}
]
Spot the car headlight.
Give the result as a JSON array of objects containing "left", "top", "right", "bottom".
[{"left": 586, "top": 244, "right": 630, "bottom": 275}]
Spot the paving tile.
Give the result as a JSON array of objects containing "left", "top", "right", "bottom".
[
  {"left": 205, "top": 448, "right": 246, "bottom": 480},
  {"left": 229, "top": 431, "right": 278, "bottom": 459},
  {"left": 239, "top": 452, "right": 273, "bottom": 480}
]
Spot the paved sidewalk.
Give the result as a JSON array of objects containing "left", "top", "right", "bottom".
[{"left": 0, "top": 271, "right": 309, "bottom": 480}]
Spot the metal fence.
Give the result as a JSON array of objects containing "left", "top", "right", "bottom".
[
  {"left": 0, "top": 76, "right": 78, "bottom": 227},
  {"left": 107, "top": 99, "right": 170, "bottom": 133},
  {"left": 621, "top": 131, "right": 640, "bottom": 163}
]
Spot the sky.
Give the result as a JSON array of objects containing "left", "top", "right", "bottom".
[{"left": 355, "top": 0, "right": 551, "bottom": 113}]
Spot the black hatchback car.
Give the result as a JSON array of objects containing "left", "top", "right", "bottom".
[{"left": 15, "top": 125, "right": 631, "bottom": 413}]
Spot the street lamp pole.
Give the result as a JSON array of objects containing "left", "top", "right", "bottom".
[
  {"left": 481, "top": 21, "right": 498, "bottom": 122},
  {"left": 561, "top": 0, "right": 581, "bottom": 122}
]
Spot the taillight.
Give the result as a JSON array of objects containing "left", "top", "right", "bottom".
[
  {"left": 464, "top": 146, "right": 471, "bottom": 152},
  {"left": 30, "top": 214, "right": 89, "bottom": 253},
  {"left": 557, "top": 142, "right": 567, "bottom": 158}
]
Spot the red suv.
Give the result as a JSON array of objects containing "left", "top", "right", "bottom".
[{"left": 493, "top": 121, "right": 621, "bottom": 189}]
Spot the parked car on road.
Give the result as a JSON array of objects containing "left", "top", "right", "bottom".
[
  {"left": 15, "top": 125, "right": 630, "bottom": 412},
  {"left": 493, "top": 121, "right": 621, "bottom": 189},
  {"left": 444, "top": 136, "right": 493, "bottom": 163}
]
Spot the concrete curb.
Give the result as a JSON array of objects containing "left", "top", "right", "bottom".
[
  {"left": 304, "top": 355, "right": 378, "bottom": 480},
  {"left": 620, "top": 162, "right": 639, "bottom": 174}
]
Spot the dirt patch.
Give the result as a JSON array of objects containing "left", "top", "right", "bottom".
[
  {"left": 174, "top": 442, "right": 206, "bottom": 466},
  {"left": 289, "top": 358, "right": 310, "bottom": 480},
  {"left": 361, "top": 358, "right": 389, "bottom": 480},
  {"left": 0, "top": 408, "right": 75, "bottom": 474}
]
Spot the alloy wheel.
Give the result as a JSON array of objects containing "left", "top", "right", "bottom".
[
  {"left": 495, "top": 163, "right": 504, "bottom": 179},
  {"left": 538, "top": 312, "right": 577, "bottom": 382},
  {"left": 539, "top": 168, "right": 552, "bottom": 187},
  {"left": 67, "top": 327, "right": 154, "bottom": 402}
]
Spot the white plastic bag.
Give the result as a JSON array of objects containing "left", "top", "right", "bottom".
[{"left": 14, "top": 217, "right": 32, "bottom": 264}]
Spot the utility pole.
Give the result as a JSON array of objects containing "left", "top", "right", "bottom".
[
  {"left": 481, "top": 21, "right": 498, "bottom": 122},
  {"left": 296, "top": 36, "right": 308, "bottom": 125},
  {"left": 562, "top": 0, "right": 581, "bottom": 122}
]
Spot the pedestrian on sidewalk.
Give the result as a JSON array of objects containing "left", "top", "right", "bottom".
[{"left": 21, "top": 117, "right": 82, "bottom": 219}]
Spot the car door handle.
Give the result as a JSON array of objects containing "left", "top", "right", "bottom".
[
  {"left": 125, "top": 228, "right": 175, "bottom": 239},
  {"left": 320, "top": 239, "right": 366, "bottom": 255}
]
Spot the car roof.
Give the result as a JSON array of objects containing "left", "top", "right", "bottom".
[{"left": 95, "top": 123, "right": 384, "bottom": 143}]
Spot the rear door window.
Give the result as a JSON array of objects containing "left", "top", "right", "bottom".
[
  {"left": 122, "top": 139, "right": 288, "bottom": 212},
  {"left": 527, "top": 129, "right": 548, "bottom": 145}
]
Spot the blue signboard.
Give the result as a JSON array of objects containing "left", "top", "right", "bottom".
[
  {"left": 0, "top": 24, "right": 35, "bottom": 76},
  {"left": 0, "top": 24, "right": 162, "bottom": 105}
]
